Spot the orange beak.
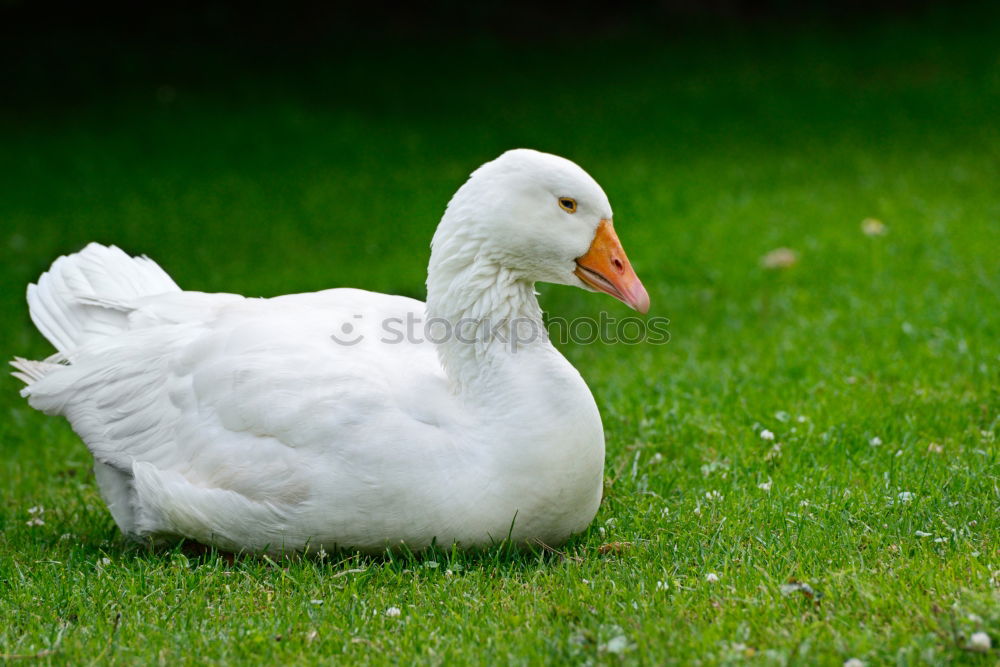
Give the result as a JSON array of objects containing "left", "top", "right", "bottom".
[{"left": 574, "top": 220, "right": 650, "bottom": 314}]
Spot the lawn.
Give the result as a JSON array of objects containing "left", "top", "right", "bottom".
[{"left": 1, "top": 8, "right": 998, "bottom": 665}]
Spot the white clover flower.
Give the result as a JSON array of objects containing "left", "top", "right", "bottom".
[
  {"left": 844, "top": 659, "right": 865, "bottom": 667},
  {"left": 796, "top": 415, "right": 808, "bottom": 423},
  {"left": 869, "top": 436, "right": 882, "bottom": 446},
  {"left": 601, "top": 635, "right": 630, "bottom": 655},
  {"left": 760, "top": 429, "right": 775, "bottom": 441},
  {"left": 100, "top": 557, "right": 111, "bottom": 566},
  {"left": 758, "top": 479, "right": 773, "bottom": 492},
  {"left": 760, "top": 247, "right": 799, "bottom": 270},
  {"left": 968, "top": 632, "right": 991, "bottom": 652},
  {"left": 861, "top": 218, "right": 887, "bottom": 236},
  {"left": 26, "top": 505, "right": 46, "bottom": 526},
  {"left": 384, "top": 606, "right": 402, "bottom": 618},
  {"left": 706, "top": 573, "right": 720, "bottom": 583}
]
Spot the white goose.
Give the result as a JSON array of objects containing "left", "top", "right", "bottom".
[{"left": 12, "top": 149, "right": 649, "bottom": 554}]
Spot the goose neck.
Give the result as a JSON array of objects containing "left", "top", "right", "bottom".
[{"left": 425, "top": 253, "right": 548, "bottom": 390}]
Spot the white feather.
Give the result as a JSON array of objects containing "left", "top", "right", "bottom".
[{"left": 25, "top": 242, "right": 180, "bottom": 358}]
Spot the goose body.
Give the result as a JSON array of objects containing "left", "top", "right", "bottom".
[{"left": 12, "top": 149, "right": 648, "bottom": 553}]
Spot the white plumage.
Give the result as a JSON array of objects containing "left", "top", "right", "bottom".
[{"left": 12, "top": 149, "right": 649, "bottom": 554}]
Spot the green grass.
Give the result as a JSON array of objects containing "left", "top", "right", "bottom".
[{"left": 2, "top": 10, "right": 999, "bottom": 665}]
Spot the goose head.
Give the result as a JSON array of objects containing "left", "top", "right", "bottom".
[{"left": 435, "top": 149, "right": 650, "bottom": 313}]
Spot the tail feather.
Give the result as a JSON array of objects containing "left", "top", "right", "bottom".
[
  {"left": 15, "top": 243, "right": 181, "bottom": 383},
  {"left": 10, "top": 357, "right": 64, "bottom": 387}
]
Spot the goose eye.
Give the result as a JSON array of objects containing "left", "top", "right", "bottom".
[{"left": 558, "top": 197, "right": 578, "bottom": 214}]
